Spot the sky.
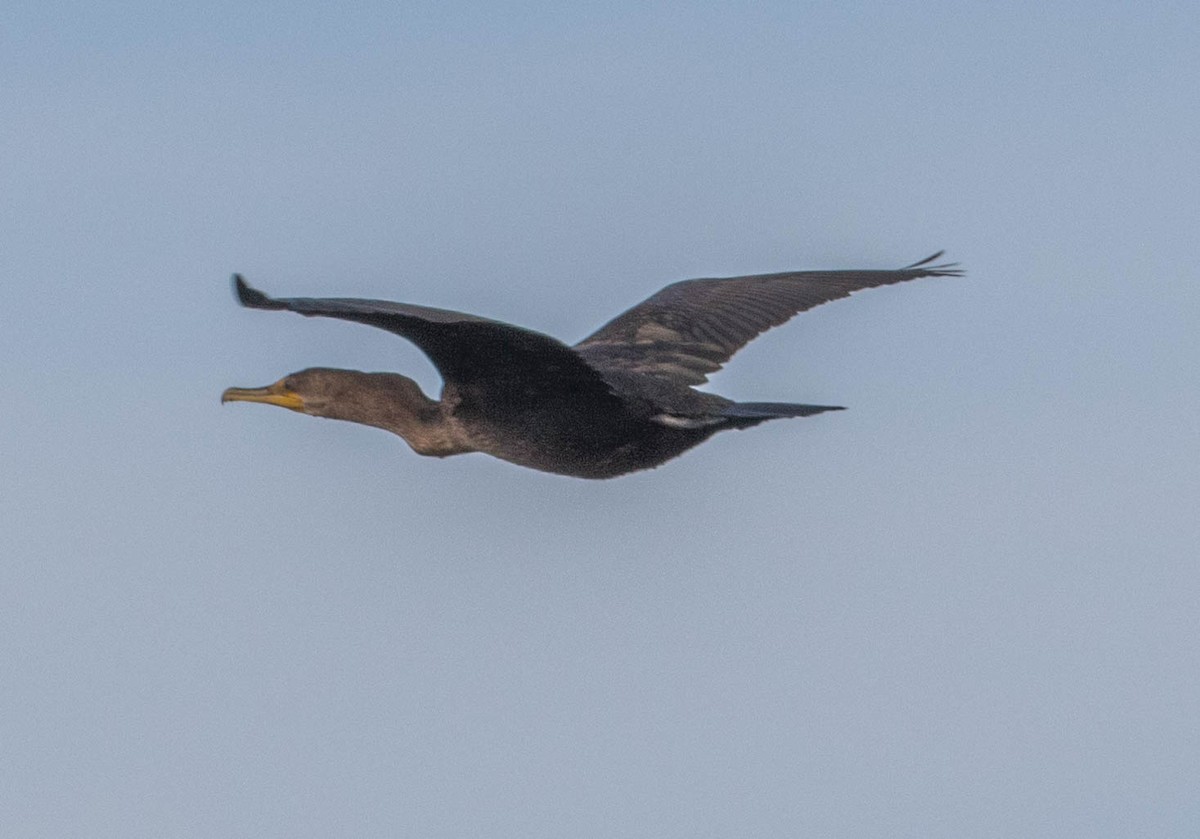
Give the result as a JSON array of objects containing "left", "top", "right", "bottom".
[{"left": 3, "top": 1, "right": 1199, "bottom": 836}]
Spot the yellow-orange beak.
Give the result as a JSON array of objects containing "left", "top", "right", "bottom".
[{"left": 221, "top": 380, "right": 306, "bottom": 412}]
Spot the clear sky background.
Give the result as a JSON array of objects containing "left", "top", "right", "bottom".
[{"left": 3, "top": 2, "right": 1198, "bottom": 836}]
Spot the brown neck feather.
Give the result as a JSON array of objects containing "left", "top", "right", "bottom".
[{"left": 317, "top": 372, "right": 470, "bottom": 458}]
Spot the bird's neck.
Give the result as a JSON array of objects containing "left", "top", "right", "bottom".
[{"left": 329, "top": 372, "right": 469, "bottom": 458}]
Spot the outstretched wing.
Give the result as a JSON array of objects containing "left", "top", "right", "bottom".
[
  {"left": 232, "top": 275, "right": 622, "bottom": 411},
  {"left": 573, "top": 253, "right": 963, "bottom": 386}
]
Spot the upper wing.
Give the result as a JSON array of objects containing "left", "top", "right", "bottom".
[
  {"left": 573, "top": 253, "right": 963, "bottom": 386},
  {"left": 233, "top": 275, "right": 622, "bottom": 410},
  {"left": 234, "top": 274, "right": 502, "bottom": 326}
]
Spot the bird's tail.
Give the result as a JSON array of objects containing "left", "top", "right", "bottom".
[{"left": 722, "top": 401, "right": 845, "bottom": 424}]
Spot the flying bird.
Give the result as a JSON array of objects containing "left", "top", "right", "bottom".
[{"left": 223, "top": 253, "right": 962, "bottom": 478}]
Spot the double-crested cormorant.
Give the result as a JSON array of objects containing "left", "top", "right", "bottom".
[{"left": 223, "top": 253, "right": 962, "bottom": 478}]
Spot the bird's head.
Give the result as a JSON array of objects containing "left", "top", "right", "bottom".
[{"left": 222, "top": 367, "right": 430, "bottom": 425}]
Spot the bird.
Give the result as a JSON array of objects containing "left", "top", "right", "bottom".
[{"left": 223, "top": 253, "right": 962, "bottom": 478}]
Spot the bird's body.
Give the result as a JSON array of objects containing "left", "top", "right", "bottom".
[{"left": 223, "top": 253, "right": 962, "bottom": 478}]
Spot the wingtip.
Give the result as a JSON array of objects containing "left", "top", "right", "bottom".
[
  {"left": 905, "top": 250, "right": 964, "bottom": 278},
  {"left": 231, "top": 274, "right": 281, "bottom": 309},
  {"left": 906, "top": 250, "right": 945, "bottom": 268}
]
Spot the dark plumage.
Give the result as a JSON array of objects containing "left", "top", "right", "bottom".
[{"left": 222, "top": 253, "right": 962, "bottom": 478}]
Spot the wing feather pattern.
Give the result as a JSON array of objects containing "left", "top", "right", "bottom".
[{"left": 574, "top": 253, "right": 962, "bottom": 386}]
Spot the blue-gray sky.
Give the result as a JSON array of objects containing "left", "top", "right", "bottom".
[{"left": 3, "top": 2, "right": 1198, "bottom": 836}]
